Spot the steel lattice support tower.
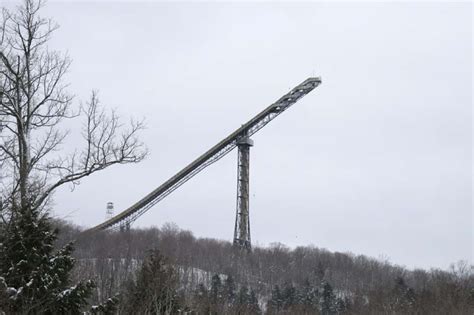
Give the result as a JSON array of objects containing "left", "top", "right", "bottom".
[
  {"left": 233, "top": 134, "right": 254, "bottom": 251},
  {"left": 82, "top": 77, "right": 321, "bottom": 236}
]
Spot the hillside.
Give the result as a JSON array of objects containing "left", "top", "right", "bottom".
[{"left": 54, "top": 220, "right": 473, "bottom": 314}]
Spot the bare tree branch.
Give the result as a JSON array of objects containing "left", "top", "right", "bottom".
[{"left": 0, "top": 0, "right": 148, "bottom": 214}]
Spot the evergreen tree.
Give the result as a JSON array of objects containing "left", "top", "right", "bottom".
[
  {"left": 390, "top": 276, "right": 416, "bottom": 313},
  {"left": 248, "top": 288, "right": 261, "bottom": 314},
  {"left": 224, "top": 274, "right": 236, "bottom": 304},
  {"left": 237, "top": 285, "right": 250, "bottom": 306},
  {"left": 282, "top": 282, "right": 297, "bottom": 309},
  {"left": 0, "top": 0, "right": 145, "bottom": 313},
  {"left": 301, "top": 278, "right": 318, "bottom": 309},
  {"left": 121, "top": 250, "right": 180, "bottom": 314},
  {"left": 320, "top": 281, "right": 337, "bottom": 315},
  {"left": 210, "top": 273, "right": 222, "bottom": 304},
  {"left": 234, "top": 286, "right": 261, "bottom": 315},
  {"left": 0, "top": 206, "right": 100, "bottom": 314},
  {"left": 209, "top": 274, "right": 223, "bottom": 314},
  {"left": 268, "top": 285, "right": 283, "bottom": 313}
]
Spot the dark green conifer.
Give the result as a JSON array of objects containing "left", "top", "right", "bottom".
[
  {"left": 268, "top": 284, "right": 283, "bottom": 313},
  {"left": 0, "top": 206, "right": 97, "bottom": 314},
  {"left": 321, "top": 281, "right": 337, "bottom": 315},
  {"left": 224, "top": 274, "right": 236, "bottom": 304},
  {"left": 248, "top": 288, "right": 261, "bottom": 314},
  {"left": 282, "top": 282, "right": 297, "bottom": 309},
  {"left": 121, "top": 249, "right": 180, "bottom": 314},
  {"left": 210, "top": 273, "right": 222, "bottom": 304}
]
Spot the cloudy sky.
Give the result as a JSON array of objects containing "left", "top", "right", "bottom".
[{"left": 6, "top": 1, "right": 471, "bottom": 270}]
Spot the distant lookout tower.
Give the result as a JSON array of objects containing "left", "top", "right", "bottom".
[{"left": 106, "top": 202, "right": 114, "bottom": 220}]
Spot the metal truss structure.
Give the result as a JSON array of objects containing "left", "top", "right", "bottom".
[
  {"left": 234, "top": 133, "right": 253, "bottom": 250},
  {"left": 83, "top": 77, "right": 322, "bottom": 246}
]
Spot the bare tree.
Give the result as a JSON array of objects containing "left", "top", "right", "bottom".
[{"left": 0, "top": 0, "right": 147, "bottom": 220}]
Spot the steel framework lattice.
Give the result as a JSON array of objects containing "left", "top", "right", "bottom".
[
  {"left": 233, "top": 134, "right": 253, "bottom": 250},
  {"left": 83, "top": 77, "right": 322, "bottom": 239}
]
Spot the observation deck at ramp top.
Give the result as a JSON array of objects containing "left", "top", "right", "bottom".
[{"left": 83, "top": 77, "right": 322, "bottom": 234}]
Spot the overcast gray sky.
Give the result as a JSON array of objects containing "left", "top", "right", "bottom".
[{"left": 7, "top": 1, "right": 471, "bottom": 270}]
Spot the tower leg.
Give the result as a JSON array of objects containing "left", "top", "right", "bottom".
[
  {"left": 120, "top": 221, "right": 130, "bottom": 232},
  {"left": 233, "top": 135, "right": 253, "bottom": 251}
]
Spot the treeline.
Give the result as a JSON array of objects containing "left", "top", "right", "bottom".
[{"left": 56, "top": 220, "right": 473, "bottom": 314}]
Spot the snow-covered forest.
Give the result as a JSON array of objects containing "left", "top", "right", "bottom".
[{"left": 55, "top": 220, "right": 473, "bottom": 314}]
